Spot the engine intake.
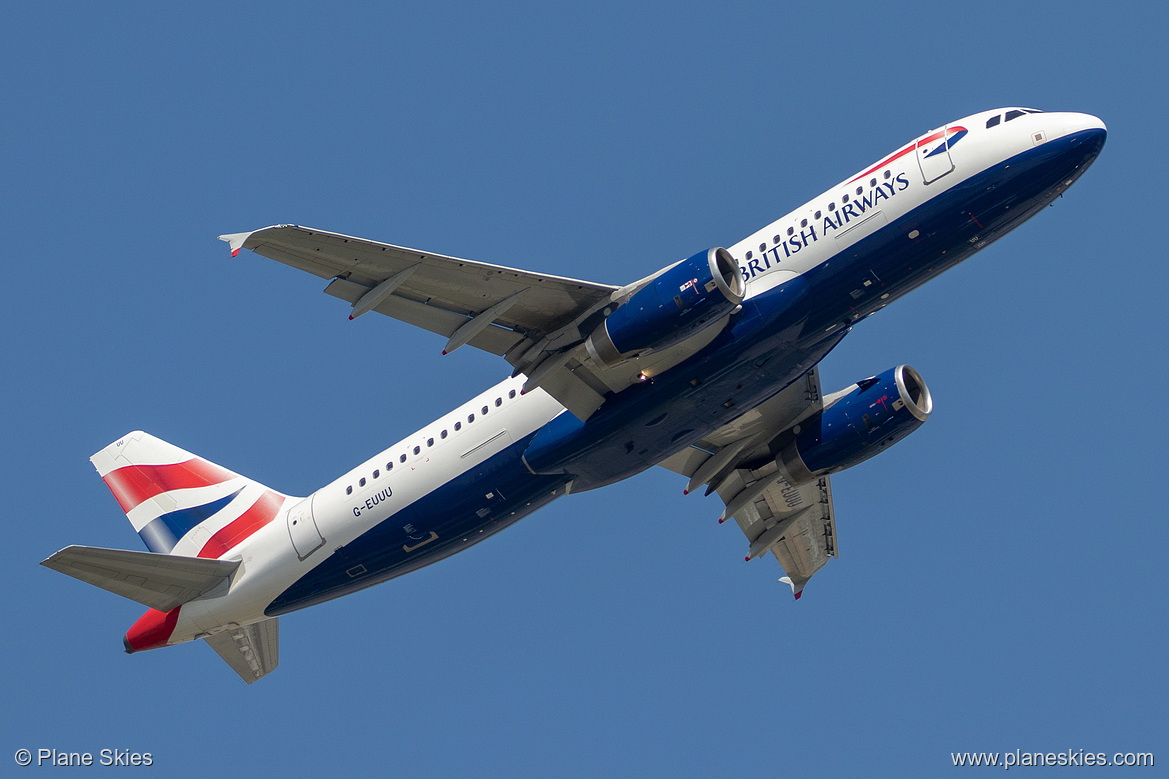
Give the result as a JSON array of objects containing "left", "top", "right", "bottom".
[
  {"left": 779, "top": 365, "right": 933, "bottom": 484},
  {"left": 586, "top": 248, "right": 745, "bottom": 367}
]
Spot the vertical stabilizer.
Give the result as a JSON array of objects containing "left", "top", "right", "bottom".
[{"left": 91, "top": 431, "right": 293, "bottom": 558}]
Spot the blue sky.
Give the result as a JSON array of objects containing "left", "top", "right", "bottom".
[{"left": 3, "top": 2, "right": 1164, "bottom": 775}]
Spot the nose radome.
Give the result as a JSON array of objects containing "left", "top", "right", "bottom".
[{"left": 1049, "top": 111, "right": 1107, "bottom": 140}]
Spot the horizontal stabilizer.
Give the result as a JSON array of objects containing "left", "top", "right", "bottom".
[
  {"left": 41, "top": 545, "right": 240, "bottom": 613},
  {"left": 205, "top": 618, "right": 279, "bottom": 684},
  {"left": 779, "top": 576, "right": 805, "bottom": 600}
]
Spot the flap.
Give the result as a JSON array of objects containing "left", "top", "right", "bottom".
[{"left": 658, "top": 367, "right": 839, "bottom": 597}]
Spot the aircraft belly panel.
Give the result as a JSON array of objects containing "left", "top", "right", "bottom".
[{"left": 264, "top": 435, "right": 567, "bottom": 615}]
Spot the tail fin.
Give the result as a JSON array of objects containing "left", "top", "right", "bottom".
[{"left": 91, "top": 431, "right": 291, "bottom": 558}]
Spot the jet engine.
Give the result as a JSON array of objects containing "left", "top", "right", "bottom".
[
  {"left": 778, "top": 365, "right": 933, "bottom": 484},
  {"left": 585, "top": 248, "right": 745, "bottom": 367}
]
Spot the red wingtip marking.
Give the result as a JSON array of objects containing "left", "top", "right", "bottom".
[
  {"left": 442, "top": 350, "right": 447, "bottom": 355},
  {"left": 794, "top": 590, "right": 802, "bottom": 600},
  {"left": 682, "top": 489, "right": 689, "bottom": 495},
  {"left": 718, "top": 517, "right": 725, "bottom": 524},
  {"left": 231, "top": 248, "right": 240, "bottom": 257},
  {"left": 744, "top": 555, "right": 750, "bottom": 561},
  {"left": 348, "top": 314, "right": 354, "bottom": 320}
]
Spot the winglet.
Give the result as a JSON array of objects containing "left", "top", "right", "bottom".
[
  {"left": 779, "top": 576, "right": 804, "bottom": 600},
  {"left": 217, "top": 231, "right": 253, "bottom": 257}
]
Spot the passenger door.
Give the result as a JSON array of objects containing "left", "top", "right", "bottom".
[{"left": 916, "top": 126, "right": 955, "bottom": 184}]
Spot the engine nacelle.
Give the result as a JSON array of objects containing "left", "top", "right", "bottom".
[
  {"left": 778, "top": 365, "right": 933, "bottom": 484},
  {"left": 585, "top": 247, "right": 745, "bottom": 367}
]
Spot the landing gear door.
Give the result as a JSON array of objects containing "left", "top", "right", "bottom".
[
  {"left": 288, "top": 494, "right": 325, "bottom": 560},
  {"left": 916, "top": 126, "right": 955, "bottom": 185}
]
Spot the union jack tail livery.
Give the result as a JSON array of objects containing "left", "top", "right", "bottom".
[
  {"left": 91, "top": 431, "right": 290, "bottom": 558},
  {"left": 43, "top": 432, "right": 291, "bottom": 682}
]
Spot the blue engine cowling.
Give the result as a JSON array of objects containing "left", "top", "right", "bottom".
[
  {"left": 779, "top": 365, "right": 933, "bottom": 483},
  {"left": 585, "top": 247, "right": 745, "bottom": 367}
]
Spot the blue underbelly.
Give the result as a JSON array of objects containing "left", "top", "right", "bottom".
[
  {"left": 524, "top": 128, "right": 1106, "bottom": 490},
  {"left": 266, "top": 435, "right": 568, "bottom": 615}
]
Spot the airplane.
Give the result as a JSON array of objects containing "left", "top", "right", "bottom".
[{"left": 43, "top": 107, "right": 1106, "bottom": 683}]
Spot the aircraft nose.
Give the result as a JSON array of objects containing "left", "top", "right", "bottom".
[{"left": 1050, "top": 111, "right": 1107, "bottom": 143}]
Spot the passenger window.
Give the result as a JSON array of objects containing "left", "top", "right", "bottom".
[
  {"left": 842, "top": 194, "right": 849, "bottom": 204},
  {"left": 884, "top": 170, "right": 891, "bottom": 179},
  {"left": 870, "top": 178, "right": 877, "bottom": 187},
  {"left": 468, "top": 414, "right": 475, "bottom": 423},
  {"left": 772, "top": 235, "right": 780, "bottom": 244},
  {"left": 426, "top": 438, "right": 433, "bottom": 447},
  {"left": 413, "top": 445, "right": 420, "bottom": 455},
  {"left": 746, "top": 250, "right": 753, "bottom": 260},
  {"left": 455, "top": 421, "right": 462, "bottom": 431},
  {"left": 373, "top": 469, "right": 379, "bottom": 479},
  {"left": 787, "top": 227, "right": 794, "bottom": 236},
  {"left": 828, "top": 203, "right": 835, "bottom": 211},
  {"left": 986, "top": 114, "right": 1001, "bottom": 128},
  {"left": 441, "top": 430, "right": 448, "bottom": 439},
  {"left": 758, "top": 243, "right": 765, "bottom": 253},
  {"left": 399, "top": 454, "right": 406, "bottom": 463},
  {"left": 346, "top": 485, "right": 353, "bottom": 495},
  {"left": 1005, "top": 110, "right": 1025, "bottom": 122},
  {"left": 387, "top": 462, "right": 393, "bottom": 471},
  {"left": 814, "top": 210, "right": 821, "bottom": 219},
  {"left": 508, "top": 389, "right": 516, "bottom": 399},
  {"left": 359, "top": 477, "right": 366, "bottom": 487},
  {"left": 495, "top": 398, "right": 502, "bottom": 407},
  {"left": 800, "top": 219, "right": 807, "bottom": 228},
  {"left": 856, "top": 186, "right": 862, "bottom": 195},
  {"left": 482, "top": 406, "right": 488, "bottom": 415}
]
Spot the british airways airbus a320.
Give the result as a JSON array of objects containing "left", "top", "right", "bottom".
[{"left": 45, "top": 108, "right": 1105, "bottom": 683}]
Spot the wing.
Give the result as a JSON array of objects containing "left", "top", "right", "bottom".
[
  {"left": 658, "top": 367, "right": 838, "bottom": 598},
  {"left": 222, "top": 225, "right": 733, "bottom": 421},
  {"left": 220, "top": 225, "right": 620, "bottom": 414},
  {"left": 204, "top": 618, "right": 279, "bottom": 684}
]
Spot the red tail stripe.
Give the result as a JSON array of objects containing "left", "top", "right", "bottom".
[
  {"left": 125, "top": 606, "right": 182, "bottom": 652},
  {"left": 197, "top": 489, "right": 285, "bottom": 559},
  {"left": 103, "top": 459, "right": 236, "bottom": 513}
]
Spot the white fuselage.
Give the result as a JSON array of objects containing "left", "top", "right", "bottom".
[{"left": 170, "top": 108, "right": 1106, "bottom": 644}]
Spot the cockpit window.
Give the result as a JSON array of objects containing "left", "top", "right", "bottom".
[
  {"left": 1005, "top": 110, "right": 1026, "bottom": 122},
  {"left": 986, "top": 114, "right": 1001, "bottom": 128}
]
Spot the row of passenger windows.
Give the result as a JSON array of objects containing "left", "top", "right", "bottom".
[
  {"left": 986, "top": 108, "right": 1042, "bottom": 128},
  {"left": 343, "top": 388, "right": 519, "bottom": 495},
  {"left": 742, "top": 169, "right": 895, "bottom": 261},
  {"left": 743, "top": 108, "right": 1047, "bottom": 264}
]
